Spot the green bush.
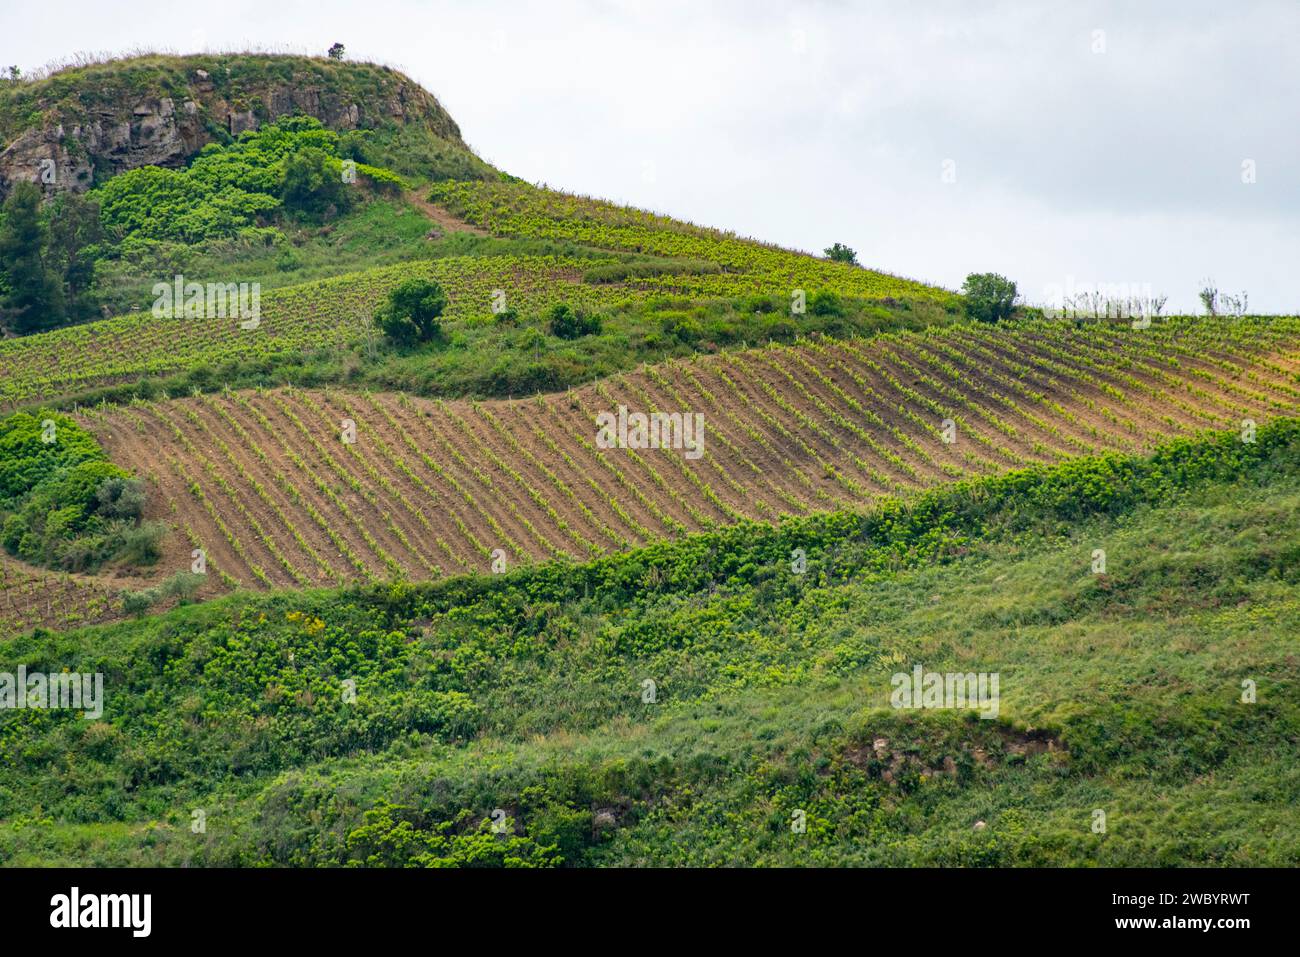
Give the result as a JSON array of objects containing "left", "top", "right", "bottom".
[
  {"left": 95, "top": 476, "right": 146, "bottom": 520},
  {"left": 121, "top": 588, "right": 159, "bottom": 616},
  {"left": 961, "top": 272, "right": 1018, "bottom": 323},
  {"left": 810, "top": 290, "right": 843, "bottom": 316},
  {"left": 0, "top": 410, "right": 150, "bottom": 570},
  {"left": 280, "top": 146, "right": 352, "bottom": 220},
  {"left": 546, "top": 303, "right": 602, "bottom": 339},
  {"left": 93, "top": 116, "right": 402, "bottom": 246},
  {"left": 159, "top": 570, "right": 205, "bottom": 604},
  {"left": 824, "top": 242, "right": 858, "bottom": 265},
  {"left": 376, "top": 278, "right": 448, "bottom": 346}
]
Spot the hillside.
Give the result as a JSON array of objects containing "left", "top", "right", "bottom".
[
  {"left": 76, "top": 317, "right": 1300, "bottom": 594},
  {"left": 0, "top": 50, "right": 1297, "bottom": 874},
  {"left": 3, "top": 421, "right": 1298, "bottom": 865}
]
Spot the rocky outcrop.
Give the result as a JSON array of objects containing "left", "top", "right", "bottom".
[{"left": 0, "top": 56, "right": 467, "bottom": 199}]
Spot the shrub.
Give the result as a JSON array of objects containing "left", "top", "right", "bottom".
[
  {"left": 121, "top": 588, "right": 159, "bottom": 616},
  {"left": 116, "top": 521, "right": 165, "bottom": 565},
  {"left": 741, "top": 294, "right": 779, "bottom": 314},
  {"left": 376, "top": 278, "right": 448, "bottom": 346},
  {"left": 961, "top": 273, "right": 1018, "bottom": 323},
  {"left": 660, "top": 311, "right": 703, "bottom": 344},
  {"left": 1198, "top": 278, "right": 1218, "bottom": 316},
  {"left": 160, "top": 570, "right": 205, "bottom": 604},
  {"left": 0, "top": 410, "right": 148, "bottom": 570},
  {"left": 810, "top": 290, "right": 843, "bottom": 316},
  {"left": 281, "top": 147, "right": 352, "bottom": 220},
  {"left": 95, "top": 476, "right": 146, "bottom": 520},
  {"left": 546, "top": 304, "right": 602, "bottom": 339},
  {"left": 824, "top": 242, "right": 859, "bottom": 265}
]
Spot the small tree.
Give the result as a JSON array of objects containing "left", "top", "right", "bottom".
[
  {"left": 328, "top": 43, "right": 346, "bottom": 61},
  {"left": 0, "top": 182, "right": 64, "bottom": 334},
  {"left": 376, "top": 278, "right": 448, "bottom": 346},
  {"left": 824, "top": 242, "right": 858, "bottom": 265},
  {"left": 46, "top": 192, "right": 104, "bottom": 322},
  {"left": 961, "top": 272, "right": 1017, "bottom": 323},
  {"left": 1198, "top": 278, "right": 1219, "bottom": 317},
  {"left": 95, "top": 476, "right": 146, "bottom": 520}
]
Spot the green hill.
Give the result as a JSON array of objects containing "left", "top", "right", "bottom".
[
  {"left": 0, "top": 51, "right": 1296, "bottom": 871},
  {"left": 2, "top": 421, "right": 1297, "bottom": 865}
]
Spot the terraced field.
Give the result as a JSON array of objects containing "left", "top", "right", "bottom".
[
  {"left": 431, "top": 179, "right": 955, "bottom": 303},
  {"left": 79, "top": 316, "right": 1300, "bottom": 593},
  {"left": 0, "top": 255, "right": 641, "bottom": 409},
  {"left": 0, "top": 180, "right": 960, "bottom": 411}
]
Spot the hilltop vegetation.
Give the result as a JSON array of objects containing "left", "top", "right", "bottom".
[
  {"left": 0, "top": 52, "right": 498, "bottom": 335},
  {"left": 0, "top": 52, "right": 488, "bottom": 184}
]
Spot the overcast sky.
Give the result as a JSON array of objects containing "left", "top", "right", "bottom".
[{"left": 4, "top": 0, "right": 1297, "bottom": 312}]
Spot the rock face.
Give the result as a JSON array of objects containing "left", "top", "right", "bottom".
[{"left": 0, "top": 56, "right": 467, "bottom": 199}]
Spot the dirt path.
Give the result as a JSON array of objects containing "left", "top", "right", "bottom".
[{"left": 404, "top": 188, "right": 487, "bottom": 236}]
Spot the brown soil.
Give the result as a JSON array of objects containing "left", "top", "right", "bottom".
[{"left": 64, "top": 324, "right": 1300, "bottom": 626}]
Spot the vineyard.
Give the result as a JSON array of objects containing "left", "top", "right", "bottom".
[
  {"left": 75, "top": 315, "right": 1300, "bottom": 595},
  {"left": 3, "top": 45, "right": 1299, "bottom": 877},
  {"left": 0, "top": 180, "right": 959, "bottom": 412},
  {"left": 0, "top": 555, "right": 132, "bottom": 635},
  {"left": 430, "top": 179, "right": 957, "bottom": 303},
  {"left": 0, "top": 254, "right": 645, "bottom": 409}
]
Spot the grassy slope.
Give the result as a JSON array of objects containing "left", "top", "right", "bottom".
[{"left": 2, "top": 422, "right": 1296, "bottom": 866}]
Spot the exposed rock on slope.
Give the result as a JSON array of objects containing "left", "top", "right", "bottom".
[{"left": 0, "top": 54, "right": 471, "bottom": 198}]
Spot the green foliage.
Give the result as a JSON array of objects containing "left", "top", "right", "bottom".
[
  {"left": 327, "top": 43, "right": 346, "bottom": 61},
  {"left": 93, "top": 117, "right": 399, "bottom": 245},
  {"left": 810, "top": 290, "right": 843, "bottom": 316},
  {"left": 2, "top": 421, "right": 1298, "bottom": 866},
  {"left": 0, "top": 410, "right": 151, "bottom": 570},
  {"left": 824, "top": 242, "right": 858, "bottom": 265},
  {"left": 962, "top": 272, "right": 1018, "bottom": 323},
  {"left": 94, "top": 476, "right": 145, "bottom": 520},
  {"left": 45, "top": 192, "right": 104, "bottom": 322},
  {"left": 344, "top": 803, "right": 560, "bottom": 867},
  {"left": 95, "top": 166, "right": 279, "bottom": 245},
  {"left": 353, "top": 163, "right": 408, "bottom": 196},
  {"left": 0, "top": 182, "right": 64, "bottom": 333},
  {"left": 546, "top": 303, "right": 602, "bottom": 339},
  {"left": 280, "top": 146, "right": 352, "bottom": 220},
  {"left": 0, "top": 409, "right": 104, "bottom": 503},
  {"left": 375, "top": 277, "right": 448, "bottom": 346}
]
